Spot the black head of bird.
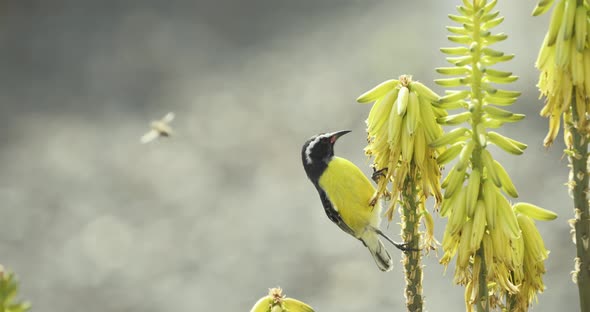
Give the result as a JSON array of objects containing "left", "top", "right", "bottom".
[{"left": 302, "top": 130, "right": 351, "bottom": 181}]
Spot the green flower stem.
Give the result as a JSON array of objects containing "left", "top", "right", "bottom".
[
  {"left": 467, "top": 1, "right": 488, "bottom": 311},
  {"left": 507, "top": 292, "right": 517, "bottom": 311},
  {"left": 571, "top": 89, "right": 590, "bottom": 312},
  {"left": 401, "top": 168, "right": 423, "bottom": 312},
  {"left": 476, "top": 249, "right": 489, "bottom": 312}
]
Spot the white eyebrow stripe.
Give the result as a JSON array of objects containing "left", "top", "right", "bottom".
[{"left": 305, "top": 133, "right": 331, "bottom": 164}]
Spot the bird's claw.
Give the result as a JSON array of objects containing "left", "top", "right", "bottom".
[
  {"left": 369, "top": 195, "right": 378, "bottom": 207},
  {"left": 371, "top": 167, "right": 388, "bottom": 184},
  {"left": 394, "top": 242, "right": 421, "bottom": 253}
]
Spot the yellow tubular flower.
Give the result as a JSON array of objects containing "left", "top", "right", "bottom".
[
  {"left": 422, "top": 207, "right": 439, "bottom": 252},
  {"left": 514, "top": 214, "right": 551, "bottom": 311}
]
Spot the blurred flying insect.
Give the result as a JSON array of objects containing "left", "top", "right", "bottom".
[{"left": 140, "top": 112, "right": 175, "bottom": 144}]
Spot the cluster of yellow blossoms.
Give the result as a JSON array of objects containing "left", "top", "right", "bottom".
[
  {"left": 535, "top": 0, "right": 590, "bottom": 146},
  {"left": 357, "top": 74, "right": 444, "bottom": 248}
]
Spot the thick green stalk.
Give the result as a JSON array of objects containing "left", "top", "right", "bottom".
[
  {"left": 401, "top": 168, "right": 423, "bottom": 312},
  {"left": 467, "top": 1, "right": 488, "bottom": 311},
  {"left": 475, "top": 249, "right": 489, "bottom": 312},
  {"left": 570, "top": 90, "right": 590, "bottom": 312}
]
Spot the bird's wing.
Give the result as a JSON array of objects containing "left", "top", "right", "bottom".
[
  {"left": 317, "top": 187, "right": 356, "bottom": 237},
  {"left": 161, "top": 112, "right": 175, "bottom": 123},
  {"left": 140, "top": 129, "right": 159, "bottom": 143}
]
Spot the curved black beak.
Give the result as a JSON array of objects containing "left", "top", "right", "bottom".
[{"left": 328, "top": 130, "right": 351, "bottom": 144}]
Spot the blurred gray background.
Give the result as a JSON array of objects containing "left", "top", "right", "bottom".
[{"left": 0, "top": 0, "right": 575, "bottom": 311}]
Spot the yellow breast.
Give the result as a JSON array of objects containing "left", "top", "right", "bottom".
[{"left": 318, "top": 157, "right": 378, "bottom": 234}]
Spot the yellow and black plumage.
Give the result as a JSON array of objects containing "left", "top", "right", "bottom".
[{"left": 301, "top": 130, "right": 408, "bottom": 272}]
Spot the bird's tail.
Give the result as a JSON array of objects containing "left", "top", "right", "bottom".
[{"left": 360, "top": 231, "right": 393, "bottom": 272}]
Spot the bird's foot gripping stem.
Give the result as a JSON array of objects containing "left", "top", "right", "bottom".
[
  {"left": 376, "top": 229, "right": 421, "bottom": 253},
  {"left": 369, "top": 167, "right": 390, "bottom": 207},
  {"left": 371, "top": 167, "right": 388, "bottom": 184},
  {"left": 391, "top": 242, "right": 420, "bottom": 253}
]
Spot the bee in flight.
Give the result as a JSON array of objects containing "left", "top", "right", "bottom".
[{"left": 140, "top": 112, "right": 175, "bottom": 144}]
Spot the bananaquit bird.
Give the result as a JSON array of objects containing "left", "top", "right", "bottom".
[{"left": 301, "top": 130, "right": 409, "bottom": 272}]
